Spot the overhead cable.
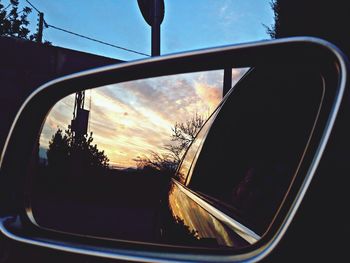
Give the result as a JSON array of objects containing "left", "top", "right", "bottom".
[
  {"left": 25, "top": 0, "right": 41, "bottom": 14},
  {"left": 47, "top": 24, "right": 150, "bottom": 57},
  {"left": 25, "top": 0, "right": 150, "bottom": 57}
]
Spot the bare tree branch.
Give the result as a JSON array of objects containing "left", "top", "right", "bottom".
[{"left": 134, "top": 113, "right": 206, "bottom": 176}]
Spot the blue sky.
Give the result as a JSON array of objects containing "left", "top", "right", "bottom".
[
  {"left": 14, "top": 0, "right": 274, "bottom": 61},
  {"left": 16, "top": 0, "right": 275, "bottom": 167}
]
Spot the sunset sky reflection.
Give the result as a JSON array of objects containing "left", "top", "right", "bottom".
[{"left": 40, "top": 69, "right": 247, "bottom": 168}]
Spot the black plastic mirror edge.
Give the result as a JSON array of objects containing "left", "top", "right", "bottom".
[{"left": 0, "top": 37, "right": 348, "bottom": 263}]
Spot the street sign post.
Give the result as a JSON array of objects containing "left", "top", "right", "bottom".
[{"left": 137, "top": 0, "right": 165, "bottom": 56}]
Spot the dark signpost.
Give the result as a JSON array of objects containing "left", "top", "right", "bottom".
[
  {"left": 137, "top": 0, "right": 165, "bottom": 56},
  {"left": 137, "top": 1, "right": 231, "bottom": 96}
]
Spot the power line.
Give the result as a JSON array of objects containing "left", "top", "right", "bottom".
[
  {"left": 47, "top": 24, "right": 150, "bottom": 57},
  {"left": 25, "top": 0, "right": 40, "bottom": 14},
  {"left": 25, "top": 0, "right": 150, "bottom": 57}
]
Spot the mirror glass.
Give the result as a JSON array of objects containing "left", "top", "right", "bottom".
[{"left": 30, "top": 64, "right": 325, "bottom": 249}]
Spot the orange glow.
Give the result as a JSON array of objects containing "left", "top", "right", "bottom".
[
  {"left": 40, "top": 69, "right": 248, "bottom": 168},
  {"left": 168, "top": 183, "right": 235, "bottom": 246}
]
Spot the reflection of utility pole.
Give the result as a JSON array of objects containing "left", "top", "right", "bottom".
[
  {"left": 223, "top": 68, "right": 232, "bottom": 96},
  {"left": 70, "top": 91, "right": 89, "bottom": 178},
  {"left": 71, "top": 91, "right": 90, "bottom": 139},
  {"left": 36, "top": 12, "right": 44, "bottom": 43},
  {"left": 137, "top": 0, "right": 165, "bottom": 56}
]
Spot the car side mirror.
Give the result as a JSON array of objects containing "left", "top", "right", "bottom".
[{"left": 0, "top": 37, "right": 348, "bottom": 262}]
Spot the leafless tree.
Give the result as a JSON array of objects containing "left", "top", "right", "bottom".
[
  {"left": 168, "top": 113, "right": 205, "bottom": 158},
  {"left": 134, "top": 113, "right": 206, "bottom": 174}
]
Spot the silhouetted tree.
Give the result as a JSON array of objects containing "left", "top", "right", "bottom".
[
  {"left": 166, "top": 113, "right": 205, "bottom": 161},
  {"left": 267, "top": 0, "right": 350, "bottom": 56},
  {"left": 46, "top": 129, "right": 70, "bottom": 170},
  {"left": 134, "top": 151, "right": 178, "bottom": 175},
  {"left": 47, "top": 127, "right": 109, "bottom": 177},
  {"left": 0, "top": 0, "right": 51, "bottom": 44},
  {"left": 0, "top": 0, "right": 34, "bottom": 40},
  {"left": 134, "top": 113, "right": 205, "bottom": 174}
]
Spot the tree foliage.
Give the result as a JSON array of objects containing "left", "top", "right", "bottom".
[
  {"left": 47, "top": 128, "right": 109, "bottom": 177},
  {"left": 267, "top": 0, "right": 350, "bottom": 56},
  {"left": 0, "top": 0, "right": 35, "bottom": 40}
]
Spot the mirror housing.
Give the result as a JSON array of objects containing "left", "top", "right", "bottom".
[{"left": 0, "top": 37, "right": 348, "bottom": 262}]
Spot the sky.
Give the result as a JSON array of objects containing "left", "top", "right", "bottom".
[
  {"left": 11, "top": 0, "right": 274, "bottom": 61},
  {"left": 40, "top": 68, "right": 248, "bottom": 168},
  {"left": 16, "top": 0, "right": 275, "bottom": 168}
]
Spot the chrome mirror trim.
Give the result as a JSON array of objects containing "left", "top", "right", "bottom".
[{"left": 0, "top": 36, "right": 348, "bottom": 262}]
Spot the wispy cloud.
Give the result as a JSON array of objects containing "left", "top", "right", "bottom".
[
  {"left": 218, "top": 0, "right": 244, "bottom": 27},
  {"left": 40, "top": 69, "right": 247, "bottom": 168}
]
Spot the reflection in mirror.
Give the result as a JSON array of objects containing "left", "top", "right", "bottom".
[
  {"left": 29, "top": 62, "right": 326, "bottom": 250},
  {"left": 178, "top": 65, "right": 325, "bottom": 236},
  {"left": 31, "top": 68, "right": 248, "bottom": 246}
]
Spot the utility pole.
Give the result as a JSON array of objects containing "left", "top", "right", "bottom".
[
  {"left": 36, "top": 12, "right": 44, "bottom": 43},
  {"left": 223, "top": 68, "right": 233, "bottom": 96},
  {"left": 71, "top": 91, "right": 89, "bottom": 140}
]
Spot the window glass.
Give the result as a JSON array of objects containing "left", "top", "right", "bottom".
[
  {"left": 176, "top": 115, "right": 216, "bottom": 184},
  {"left": 185, "top": 65, "right": 325, "bottom": 234}
]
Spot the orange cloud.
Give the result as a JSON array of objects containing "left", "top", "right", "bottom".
[
  {"left": 195, "top": 82, "right": 222, "bottom": 113},
  {"left": 40, "top": 68, "right": 248, "bottom": 168}
]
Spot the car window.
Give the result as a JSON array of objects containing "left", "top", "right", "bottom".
[
  {"left": 182, "top": 65, "right": 325, "bottom": 235},
  {"left": 175, "top": 114, "right": 216, "bottom": 184}
]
